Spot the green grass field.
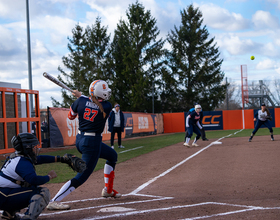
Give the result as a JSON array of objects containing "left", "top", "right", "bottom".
[{"left": 1, "top": 128, "right": 279, "bottom": 183}]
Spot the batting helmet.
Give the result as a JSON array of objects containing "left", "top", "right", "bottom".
[
  {"left": 11, "top": 133, "right": 40, "bottom": 164},
  {"left": 89, "top": 80, "right": 111, "bottom": 101},
  {"left": 195, "top": 104, "right": 202, "bottom": 112}
]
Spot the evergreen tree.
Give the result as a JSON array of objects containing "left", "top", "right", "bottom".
[
  {"left": 109, "top": 1, "right": 165, "bottom": 112},
  {"left": 166, "top": 4, "right": 227, "bottom": 111},
  {"left": 51, "top": 17, "right": 111, "bottom": 107}
]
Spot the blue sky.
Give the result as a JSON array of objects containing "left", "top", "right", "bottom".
[{"left": 0, "top": 0, "right": 280, "bottom": 108}]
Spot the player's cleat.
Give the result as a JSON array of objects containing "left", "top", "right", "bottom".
[
  {"left": 1, "top": 211, "right": 20, "bottom": 220},
  {"left": 202, "top": 138, "right": 209, "bottom": 141},
  {"left": 192, "top": 143, "right": 199, "bottom": 147},
  {"left": 183, "top": 142, "right": 190, "bottom": 147},
  {"left": 118, "top": 145, "right": 125, "bottom": 148},
  {"left": 271, "top": 137, "right": 274, "bottom": 141},
  {"left": 102, "top": 188, "right": 121, "bottom": 198},
  {"left": 248, "top": 137, "right": 252, "bottom": 142},
  {"left": 46, "top": 201, "right": 70, "bottom": 210},
  {"left": 111, "top": 146, "right": 114, "bottom": 149}
]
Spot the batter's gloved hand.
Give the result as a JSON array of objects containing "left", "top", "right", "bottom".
[
  {"left": 266, "top": 116, "right": 272, "bottom": 121},
  {"left": 60, "top": 154, "right": 87, "bottom": 173}
]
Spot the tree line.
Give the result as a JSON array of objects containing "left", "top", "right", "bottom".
[{"left": 51, "top": 2, "right": 228, "bottom": 113}]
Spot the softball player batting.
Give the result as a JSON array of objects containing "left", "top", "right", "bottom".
[
  {"left": 183, "top": 104, "right": 203, "bottom": 147},
  {"left": 47, "top": 80, "right": 121, "bottom": 210},
  {"left": 249, "top": 103, "right": 274, "bottom": 142}
]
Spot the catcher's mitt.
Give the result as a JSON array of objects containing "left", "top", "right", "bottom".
[
  {"left": 62, "top": 154, "right": 87, "bottom": 173},
  {"left": 266, "top": 116, "right": 272, "bottom": 121}
]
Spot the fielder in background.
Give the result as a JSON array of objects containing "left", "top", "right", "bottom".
[
  {"left": 183, "top": 104, "right": 203, "bottom": 147},
  {"left": 47, "top": 80, "right": 121, "bottom": 211},
  {"left": 249, "top": 103, "right": 274, "bottom": 142},
  {"left": 184, "top": 104, "right": 208, "bottom": 142},
  {"left": 108, "top": 103, "right": 125, "bottom": 149},
  {"left": 0, "top": 133, "right": 70, "bottom": 220}
]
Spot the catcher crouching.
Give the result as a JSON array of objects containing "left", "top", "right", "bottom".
[{"left": 0, "top": 133, "right": 85, "bottom": 220}]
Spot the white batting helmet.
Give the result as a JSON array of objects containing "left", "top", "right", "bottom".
[
  {"left": 195, "top": 104, "right": 202, "bottom": 111},
  {"left": 89, "top": 80, "right": 111, "bottom": 100}
]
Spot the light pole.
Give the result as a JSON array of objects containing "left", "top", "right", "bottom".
[{"left": 26, "top": 0, "right": 33, "bottom": 116}]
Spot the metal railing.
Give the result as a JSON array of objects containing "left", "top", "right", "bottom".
[{"left": 0, "top": 87, "right": 41, "bottom": 154}]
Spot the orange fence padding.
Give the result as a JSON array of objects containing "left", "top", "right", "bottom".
[
  {"left": 162, "top": 112, "right": 185, "bottom": 133},
  {"left": 275, "top": 108, "right": 280, "bottom": 128},
  {"left": 244, "top": 109, "right": 254, "bottom": 129},
  {"left": 222, "top": 110, "right": 243, "bottom": 130}
]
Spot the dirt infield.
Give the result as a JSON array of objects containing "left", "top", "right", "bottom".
[{"left": 37, "top": 132, "right": 280, "bottom": 219}]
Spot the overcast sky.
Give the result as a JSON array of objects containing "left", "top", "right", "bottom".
[{"left": 0, "top": 0, "right": 280, "bottom": 108}]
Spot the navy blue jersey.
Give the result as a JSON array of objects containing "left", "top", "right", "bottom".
[
  {"left": 187, "top": 111, "right": 201, "bottom": 126},
  {"left": 70, "top": 95, "right": 112, "bottom": 133},
  {"left": 188, "top": 108, "right": 203, "bottom": 123},
  {"left": 0, "top": 155, "right": 55, "bottom": 188}
]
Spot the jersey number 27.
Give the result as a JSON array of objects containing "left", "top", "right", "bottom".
[{"left": 83, "top": 108, "right": 98, "bottom": 122}]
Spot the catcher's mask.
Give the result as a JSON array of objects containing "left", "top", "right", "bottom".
[{"left": 11, "top": 133, "right": 40, "bottom": 164}]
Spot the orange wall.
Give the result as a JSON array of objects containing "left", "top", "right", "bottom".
[
  {"left": 162, "top": 112, "right": 185, "bottom": 133},
  {"left": 222, "top": 110, "right": 243, "bottom": 130},
  {"left": 275, "top": 108, "right": 280, "bottom": 128},
  {"left": 244, "top": 109, "right": 254, "bottom": 129},
  {"left": 162, "top": 109, "right": 267, "bottom": 133}
]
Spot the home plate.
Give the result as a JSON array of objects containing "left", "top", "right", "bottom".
[
  {"left": 212, "top": 141, "right": 222, "bottom": 144},
  {"left": 97, "top": 207, "right": 136, "bottom": 212}
]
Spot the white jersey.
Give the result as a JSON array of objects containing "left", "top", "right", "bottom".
[
  {"left": 257, "top": 110, "right": 268, "bottom": 121},
  {"left": 0, "top": 156, "right": 24, "bottom": 188}
]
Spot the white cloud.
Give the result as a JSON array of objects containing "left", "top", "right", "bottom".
[
  {"left": 252, "top": 10, "right": 280, "bottom": 29},
  {"left": 197, "top": 3, "right": 250, "bottom": 31},
  {"left": 32, "top": 40, "right": 51, "bottom": 56},
  {"left": 261, "top": 42, "right": 279, "bottom": 57},
  {"left": 267, "top": 0, "right": 280, "bottom": 10},
  {"left": 255, "top": 59, "right": 280, "bottom": 78},
  {"left": 0, "top": 0, "right": 26, "bottom": 20},
  {"left": 276, "top": 67, "right": 280, "bottom": 74},
  {"left": 275, "top": 38, "right": 280, "bottom": 47},
  {"left": 215, "top": 34, "right": 257, "bottom": 55},
  {"left": 256, "top": 59, "right": 275, "bottom": 70}
]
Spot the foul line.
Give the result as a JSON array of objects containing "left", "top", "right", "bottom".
[
  {"left": 128, "top": 131, "right": 238, "bottom": 195},
  {"left": 119, "top": 146, "right": 144, "bottom": 154}
]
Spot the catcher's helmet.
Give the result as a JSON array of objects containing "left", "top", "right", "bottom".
[
  {"left": 11, "top": 133, "right": 40, "bottom": 163},
  {"left": 89, "top": 80, "right": 111, "bottom": 100}
]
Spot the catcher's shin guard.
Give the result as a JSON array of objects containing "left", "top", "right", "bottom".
[{"left": 23, "top": 187, "right": 50, "bottom": 220}]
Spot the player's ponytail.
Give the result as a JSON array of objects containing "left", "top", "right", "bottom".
[{"left": 91, "top": 95, "right": 106, "bottom": 118}]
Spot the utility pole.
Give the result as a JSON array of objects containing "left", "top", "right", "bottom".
[
  {"left": 226, "top": 77, "right": 228, "bottom": 110},
  {"left": 26, "top": 0, "right": 33, "bottom": 116}
]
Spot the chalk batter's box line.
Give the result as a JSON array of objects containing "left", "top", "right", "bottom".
[
  {"left": 40, "top": 193, "right": 173, "bottom": 217},
  {"left": 80, "top": 202, "right": 280, "bottom": 220}
]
